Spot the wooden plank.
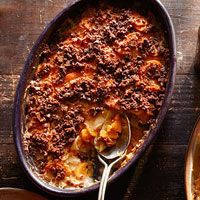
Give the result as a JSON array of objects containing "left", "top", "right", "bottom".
[
  {"left": 162, "top": 0, "right": 200, "bottom": 75},
  {"left": 0, "top": 144, "right": 20, "bottom": 179},
  {"left": 157, "top": 74, "right": 200, "bottom": 145},
  {"left": 0, "top": 104, "right": 13, "bottom": 132},
  {"left": 0, "top": 132, "right": 13, "bottom": 144},
  {"left": 0, "top": 75, "right": 19, "bottom": 103}
]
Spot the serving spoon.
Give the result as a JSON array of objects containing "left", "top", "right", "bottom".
[{"left": 97, "top": 114, "right": 131, "bottom": 200}]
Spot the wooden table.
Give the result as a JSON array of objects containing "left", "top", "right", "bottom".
[{"left": 0, "top": 0, "right": 200, "bottom": 199}]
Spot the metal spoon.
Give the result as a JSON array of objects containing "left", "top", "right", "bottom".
[{"left": 97, "top": 114, "right": 131, "bottom": 200}]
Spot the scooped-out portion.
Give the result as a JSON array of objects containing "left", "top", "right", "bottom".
[{"left": 23, "top": 1, "right": 170, "bottom": 189}]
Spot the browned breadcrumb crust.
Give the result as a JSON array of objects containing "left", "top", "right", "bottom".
[{"left": 24, "top": 3, "right": 170, "bottom": 188}]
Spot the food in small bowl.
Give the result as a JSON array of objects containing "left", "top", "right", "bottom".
[{"left": 14, "top": 0, "right": 176, "bottom": 196}]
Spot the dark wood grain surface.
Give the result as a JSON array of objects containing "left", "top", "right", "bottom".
[{"left": 1, "top": 0, "right": 200, "bottom": 199}]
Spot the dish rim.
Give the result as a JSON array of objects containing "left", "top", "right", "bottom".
[{"left": 13, "top": 0, "right": 176, "bottom": 197}]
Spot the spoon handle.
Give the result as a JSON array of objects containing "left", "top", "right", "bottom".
[
  {"left": 98, "top": 152, "right": 127, "bottom": 200},
  {"left": 98, "top": 163, "right": 111, "bottom": 200},
  {"left": 98, "top": 156, "right": 108, "bottom": 200},
  {"left": 98, "top": 164, "right": 112, "bottom": 200}
]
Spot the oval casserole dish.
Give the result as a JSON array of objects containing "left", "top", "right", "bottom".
[{"left": 13, "top": 0, "right": 176, "bottom": 197}]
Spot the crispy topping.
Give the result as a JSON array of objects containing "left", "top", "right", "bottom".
[{"left": 24, "top": 2, "right": 169, "bottom": 189}]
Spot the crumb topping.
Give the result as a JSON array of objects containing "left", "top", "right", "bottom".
[{"left": 24, "top": 2, "right": 170, "bottom": 189}]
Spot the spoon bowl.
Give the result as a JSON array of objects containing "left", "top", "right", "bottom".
[{"left": 98, "top": 114, "right": 131, "bottom": 160}]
